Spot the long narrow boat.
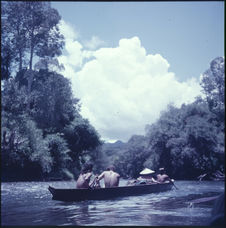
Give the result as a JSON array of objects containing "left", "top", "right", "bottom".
[{"left": 48, "top": 182, "right": 173, "bottom": 201}]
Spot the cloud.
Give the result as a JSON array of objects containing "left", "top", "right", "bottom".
[
  {"left": 58, "top": 20, "right": 203, "bottom": 142},
  {"left": 83, "top": 36, "right": 106, "bottom": 50},
  {"left": 57, "top": 20, "right": 94, "bottom": 87},
  {"left": 58, "top": 20, "right": 79, "bottom": 41}
]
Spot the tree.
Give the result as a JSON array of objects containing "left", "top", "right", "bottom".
[
  {"left": 1, "top": 27, "right": 16, "bottom": 80},
  {"left": 1, "top": 2, "right": 103, "bottom": 181},
  {"left": 45, "top": 134, "right": 72, "bottom": 179},
  {"left": 1, "top": 79, "right": 53, "bottom": 181},
  {"left": 95, "top": 57, "right": 225, "bottom": 180},
  {"left": 1, "top": 1, "right": 27, "bottom": 73},
  {"left": 63, "top": 118, "right": 102, "bottom": 173},
  {"left": 15, "top": 69, "right": 79, "bottom": 133},
  {"left": 2, "top": 2, "right": 65, "bottom": 115},
  {"left": 23, "top": 2, "right": 64, "bottom": 70},
  {"left": 2, "top": 1, "right": 64, "bottom": 71},
  {"left": 98, "top": 140, "right": 127, "bottom": 174},
  {"left": 200, "top": 57, "right": 225, "bottom": 119},
  {"left": 144, "top": 99, "right": 224, "bottom": 179},
  {"left": 113, "top": 135, "right": 148, "bottom": 178},
  {"left": 1, "top": 112, "right": 53, "bottom": 181}
]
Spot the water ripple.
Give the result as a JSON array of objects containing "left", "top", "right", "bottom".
[{"left": 1, "top": 180, "right": 224, "bottom": 226}]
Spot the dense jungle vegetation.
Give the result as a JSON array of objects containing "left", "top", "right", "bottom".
[{"left": 1, "top": 2, "right": 225, "bottom": 181}]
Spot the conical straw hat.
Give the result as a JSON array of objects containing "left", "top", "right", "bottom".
[{"left": 140, "top": 168, "right": 155, "bottom": 175}]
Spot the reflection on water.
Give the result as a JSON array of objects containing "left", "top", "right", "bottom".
[{"left": 1, "top": 180, "right": 224, "bottom": 226}]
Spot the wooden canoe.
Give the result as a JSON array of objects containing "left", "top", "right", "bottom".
[{"left": 48, "top": 182, "right": 174, "bottom": 201}]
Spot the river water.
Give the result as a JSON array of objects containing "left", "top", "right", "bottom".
[{"left": 1, "top": 180, "right": 224, "bottom": 226}]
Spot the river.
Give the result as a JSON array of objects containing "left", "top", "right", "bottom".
[{"left": 1, "top": 180, "right": 224, "bottom": 226}]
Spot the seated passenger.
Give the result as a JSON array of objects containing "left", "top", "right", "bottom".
[
  {"left": 137, "top": 168, "right": 158, "bottom": 184},
  {"left": 76, "top": 163, "right": 93, "bottom": 189},
  {"left": 127, "top": 179, "right": 139, "bottom": 186},
  {"left": 156, "top": 167, "right": 171, "bottom": 183},
  {"left": 97, "top": 165, "right": 120, "bottom": 188}
]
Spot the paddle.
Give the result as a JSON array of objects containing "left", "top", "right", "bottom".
[
  {"left": 170, "top": 179, "right": 179, "bottom": 190},
  {"left": 89, "top": 176, "right": 98, "bottom": 189}
]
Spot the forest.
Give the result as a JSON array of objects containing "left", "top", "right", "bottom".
[{"left": 1, "top": 2, "right": 225, "bottom": 181}]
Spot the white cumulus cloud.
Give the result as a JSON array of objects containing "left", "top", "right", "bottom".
[
  {"left": 58, "top": 20, "right": 79, "bottom": 41},
  {"left": 83, "top": 36, "right": 106, "bottom": 50},
  {"left": 57, "top": 20, "right": 203, "bottom": 142}
]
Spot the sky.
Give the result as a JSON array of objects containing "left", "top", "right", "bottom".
[{"left": 51, "top": 1, "right": 224, "bottom": 142}]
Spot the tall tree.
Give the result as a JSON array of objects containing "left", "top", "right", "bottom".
[
  {"left": 1, "top": 2, "right": 103, "bottom": 181},
  {"left": 22, "top": 2, "right": 64, "bottom": 70},
  {"left": 15, "top": 69, "right": 79, "bottom": 133},
  {"left": 1, "top": 2, "right": 19, "bottom": 79},
  {"left": 2, "top": 1, "right": 64, "bottom": 71},
  {"left": 114, "top": 135, "right": 148, "bottom": 178},
  {"left": 2, "top": 2, "right": 65, "bottom": 112},
  {"left": 200, "top": 57, "right": 225, "bottom": 119},
  {"left": 45, "top": 133, "right": 71, "bottom": 178},
  {"left": 1, "top": 1, "right": 27, "bottom": 73},
  {"left": 63, "top": 118, "right": 102, "bottom": 173}
]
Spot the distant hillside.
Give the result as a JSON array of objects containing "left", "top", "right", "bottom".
[
  {"left": 100, "top": 140, "right": 128, "bottom": 167},
  {"left": 102, "top": 140, "right": 127, "bottom": 154}
]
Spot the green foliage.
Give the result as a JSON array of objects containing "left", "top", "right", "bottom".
[
  {"left": 96, "top": 140, "right": 127, "bottom": 174},
  {"left": 1, "top": 27, "right": 16, "bottom": 80},
  {"left": 2, "top": 3, "right": 224, "bottom": 182},
  {"left": 63, "top": 118, "right": 102, "bottom": 169},
  {"left": 143, "top": 99, "right": 224, "bottom": 179},
  {"left": 45, "top": 133, "right": 72, "bottom": 179},
  {"left": 1, "top": 113, "right": 52, "bottom": 180},
  {"left": 1, "top": 80, "right": 28, "bottom": 115},
  {"left": 1, "top": 1, "right": 27, "bottom": 73},
  {"left": 114, "top": 135, "right": 148, "bottom": 178},
  {"left": 45, "top": 134, "right": 71, "bottom": 170},
  {"left": 23, "top": 119, "right": 52, "bottom": 173},
  {"left": 200, "top": 57, "right": 225, "bottom": 120},
  {"left": 2, "top": 1, "right": 64, "bottom": 71},
  {"left": 1, "top": 70, "right": 101, "bottom": 180},
  {"left": 1, "top": 2, "right": 102, "bottom": 181},
  {"left": 61, "top": 168, "right": 75, "bottom": 180},
  {"left": 100, "top": 57, "right": 224, "bottom": 180},
  {"left": 15, "top": 69, "right": 79, "bottom": 133}
]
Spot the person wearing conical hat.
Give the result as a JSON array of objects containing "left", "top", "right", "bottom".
[{"left": 137, "top": 168, "right": 158, "bottom": 184}]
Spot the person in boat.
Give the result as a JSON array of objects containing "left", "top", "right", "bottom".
[
  {"left": 137, "top": 168, "right": 158, "bottom": 184},
  {"left": 76, "top": 163, "right": 94, "bottom": 189},
  {"left": 97, "top": 165, "right": 120, "bottom": 188},
  {"left": 126, "top": 168, "right": 158, "bottom": 186},
  {"left": 156, "top": 167, "right": 171, "bottom": 183}
]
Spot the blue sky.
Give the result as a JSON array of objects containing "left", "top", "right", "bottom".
[
  {"left": 52, "top": 1, "right": 224, "bottom": 81},
  {"left": 51, "top": 1, "right": 224, "bottom": 142}
]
